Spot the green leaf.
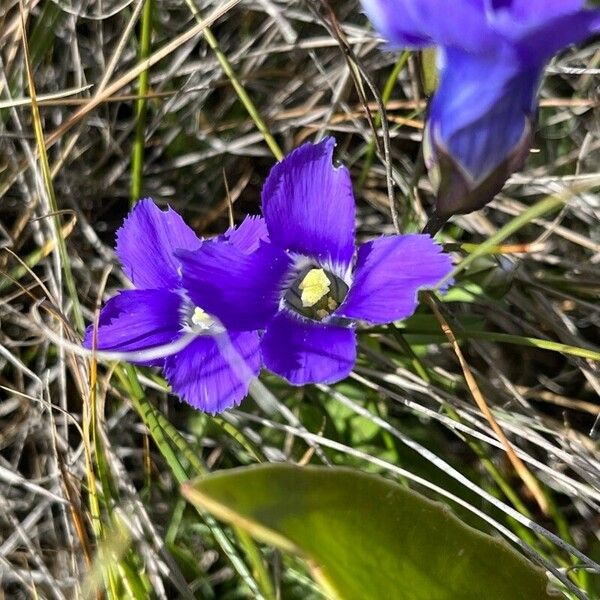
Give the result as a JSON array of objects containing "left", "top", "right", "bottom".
[{"left": 182, "top": 465, "right": 557, "bottom": 600}]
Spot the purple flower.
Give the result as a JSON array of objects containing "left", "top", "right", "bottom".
[
  {"left": 360, "top": 0, "right": 600, "bottom": 233},
  {"left": 83, "top": 199, "right": 267, "bottom": 413},
  {"left": 177, "top": 139, "right": 452, "bottom": 385}
]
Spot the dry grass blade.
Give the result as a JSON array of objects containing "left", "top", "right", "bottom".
[
  {"left": 18, "top": 1, "right": 83, "bottom": 331},
  {"left": 425, "top": 293, "right": 550, "bottom": 515},
  {"left": 45, "top": 0, "right": 242, "bottom": 150},
  {"left": 1, "top": 1, "right": 599, "bottom": 597}
]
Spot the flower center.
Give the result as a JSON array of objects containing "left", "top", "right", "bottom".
[
  {"left": 180, "top": 300, "right": 223, "bottom": 335},
  {"left": 191, "top": 306, "right": 213, "bottom": 329},
  {"left": 285, "top": 267, "right": 348, "bottom": 321},
  {"left": 299, "top": 268, "right": 330, "bottom": 308}
]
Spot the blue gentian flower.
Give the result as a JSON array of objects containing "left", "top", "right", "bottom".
[
  {"left": 177, "top": 139, "right": 452, "bottom": 385},
  {"left": 83, "top": 199, "right": 266, "bottom": 413},
  {"left": 360, "top": 0, "right": 600, "bottom": 232}
]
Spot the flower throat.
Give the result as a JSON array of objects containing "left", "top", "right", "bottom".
[{"left": 285, "top": 267, "right": 348, "bottom": 321}]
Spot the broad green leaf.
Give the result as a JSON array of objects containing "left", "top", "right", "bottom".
[{"left": 182, "top": 465, "right": 557, "bottom": 600}]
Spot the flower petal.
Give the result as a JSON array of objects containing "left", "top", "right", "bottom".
[
  {"left": 222, "top": 215, "right": 269, "bottom": 254},
  {"left": 361, "top": 0, "right": 494, "bottom": 52},
  {"left": 261, "top": 311, "right": 356, "bottom": 385},
  {"left": 337, "top": 235, "right": 452, "bottom": 324},
  {"left": 509, "top": 11, "right": 600, "bottom": 65},
  {"left": 262, "top": 138, "right": 355, "bottom": 270},
  {"left": 178, "top": 242, "right": 292, "bottom": 331},
  {"left": 164, "top": 331, "right": 261, "bottom": 414},
  {"left": 116, "top": 198, "right": 202, "bottom": 289},
  {"left": 83, "top": 289, "right": 182, "bottom": 365},
  {"left": 499, "top": 0, "right": 585, "bottom": 19}
]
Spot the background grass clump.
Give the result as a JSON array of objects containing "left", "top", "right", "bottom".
[{"left": 0, "top": 1, "right": 599, "bottom": 598}]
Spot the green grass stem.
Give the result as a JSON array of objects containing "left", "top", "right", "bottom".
[
  {"left": 439, "top": 195, "right": 566, "bottom": 288},
  {"left": 117, "top": 364, "right": 275, "bottom": 600},
  {"left": 357, "top": 52, "right": 410, "bottom": 192},
  {"left": 183, "top": 0, "right": 283, "bottom": 160},
  {"left": 130, "top": 0, "right": 153, "bottom": 205}
]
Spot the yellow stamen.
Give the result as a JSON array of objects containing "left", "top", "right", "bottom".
[
  {"left": 299, "top": 268, "right": 331, "bottom": 307},
  {"left": 192, "top": 306, "right": 212, "bottom": 327}
]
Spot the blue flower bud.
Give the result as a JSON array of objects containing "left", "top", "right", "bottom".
[
  {"left": 422, "top": 46, "right": 537, "bottom": 233},
  {"left": 360, "top": 0, "right": 600, "bottom": 233}
]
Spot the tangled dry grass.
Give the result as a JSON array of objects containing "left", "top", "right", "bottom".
[{"left": 0, "top": 0, "right": 599, "bottom": 598}]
